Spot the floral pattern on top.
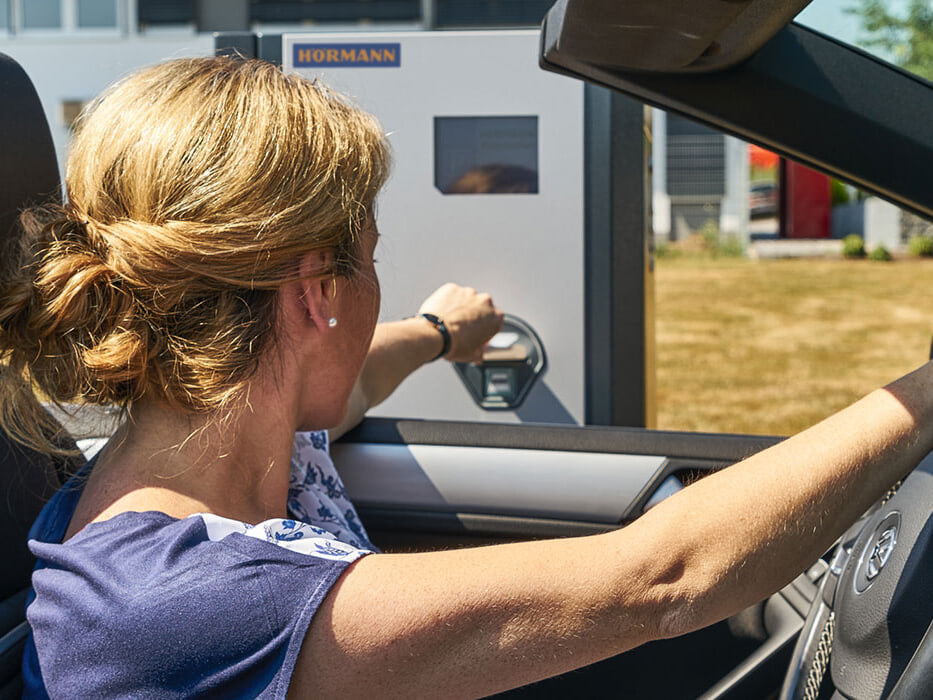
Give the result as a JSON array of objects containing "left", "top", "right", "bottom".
[
  {"left": 287, "top": 430, "right": 376, "bottom": 551},
  {"left": 198, "top": 512, "right": 367, "bottom": 562}
]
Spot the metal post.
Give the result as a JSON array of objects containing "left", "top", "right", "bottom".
[
  {"left": 584, "top": 85, "right": 655, "bottom": 428},
  {"left": 258, "top": 33, "right": 283, "bottom": 66},
  {"left": 214, "top": 32, "right": 256, "bottom": 59},
  {"left": 420, "top": 0, "right": 435, "bottom": 29},
  {"left": 197, "top": 0, "right": 248, "bottom": 33}
]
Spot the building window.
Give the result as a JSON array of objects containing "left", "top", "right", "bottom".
[
  {"left": 22, "top": 0, "right": 61, "bottom": 28},
  {"left": 249, "top": 0, "right": 421, "bottom": 25},
  {"left": 666, "top": 114, "right": 726, "bottom": 198},
  {"left": 77, "top": 0, "right": 117, "bottom": 27},
  {"left": 15, "top": 0, "right": 119, "bottom": 32},
  {"left": 434, "top": 0, "right": 553, "bottom": 28},
  {"left": 60, "top": 99, "right": 89, "bottom": 131},
  {"left": 137, "top": 0, "right": 195, "bottom": 28}
]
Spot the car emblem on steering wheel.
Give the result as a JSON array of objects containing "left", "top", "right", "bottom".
[
  {"left": 866, "top": 525, "right": 896, "bottom": 580},
  {"left": 855, "top": 512, "right": 900, "bottom": 593}
]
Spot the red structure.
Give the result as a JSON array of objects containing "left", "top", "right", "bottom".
[
  {"left": 749, "top": 144, "right": 779, "bottom": 171},
  {"left": 780, "top": 159, "right": 831, "bottom": 238}
]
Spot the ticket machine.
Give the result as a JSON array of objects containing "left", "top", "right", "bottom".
[{"left": 217, "top": 30, "right": 654, "bottom": 427}]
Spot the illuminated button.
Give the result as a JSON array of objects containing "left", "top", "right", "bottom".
[{"left": 485, "top": 368, "right": 515, "bottom": 401}]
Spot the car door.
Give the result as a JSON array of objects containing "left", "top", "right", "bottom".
[{"left": 327, "top": 1, "right": 933, "bottom": 697}]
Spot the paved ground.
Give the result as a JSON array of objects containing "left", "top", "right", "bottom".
[{"left": 748, "top": 238, "right": 844, "bottom": 259}]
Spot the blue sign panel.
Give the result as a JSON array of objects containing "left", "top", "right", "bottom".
[{"left": 293, "top": 43, "right": 401, "bottom": 68}]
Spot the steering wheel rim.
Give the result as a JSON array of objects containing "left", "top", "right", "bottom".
[{"left": 780, "top": 454, "right": 933, "bottom": 700}]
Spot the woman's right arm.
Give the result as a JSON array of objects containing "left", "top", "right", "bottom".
[
  {"left": 328, "top": 283, "right": 503, "bottom": 441},
  {"left": 291, "top": 360, "right": 933, "bottom": 700}
]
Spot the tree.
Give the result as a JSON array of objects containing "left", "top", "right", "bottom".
[{"left": 847, "top": 0, "right": 933, "bottom": 80}]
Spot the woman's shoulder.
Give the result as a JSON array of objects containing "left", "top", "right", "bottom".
[{"left": 26, "top": 508, "right": 370, "bottom": 699}]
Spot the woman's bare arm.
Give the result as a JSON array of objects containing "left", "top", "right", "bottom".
[
  {"left": 291, "top": 361, "right": 933, "bottom": 699},
  {"left": 329, "top": 283, "right": 503, "bottom": 440}
]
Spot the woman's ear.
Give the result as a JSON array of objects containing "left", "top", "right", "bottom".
[{"left": 297, "top": 249, "right": 337, "bottom": 332}]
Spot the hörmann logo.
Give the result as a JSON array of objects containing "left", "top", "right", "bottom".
[{"left": 293, "top": 43, "right": 401, "bottom": 68}]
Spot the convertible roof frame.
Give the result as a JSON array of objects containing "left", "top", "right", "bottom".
[{"left": 542, "top": 14, "right": 933, "bottom": 222}]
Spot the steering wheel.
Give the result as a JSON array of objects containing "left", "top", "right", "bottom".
[{"left": 779, "top": 452, "right": 933, "bottom": 699}]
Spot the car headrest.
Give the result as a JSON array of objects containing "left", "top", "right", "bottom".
[
  {"left": 0, "top": 53, "right": 76, "bottom": 601},
  {"left": 0, "top": 52, "right": 61, "bottom": 268}
]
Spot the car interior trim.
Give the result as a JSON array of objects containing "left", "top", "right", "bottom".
[
  {"left": 541, "top": 0, "right": 812, "bottom": 74},
  {"left": 341, "top": 417, "right": 782, "bottom": 460},
  {"left": 331, "top": 442, "right": 667, "bottom": 523},
  {"left": 359, "top": 508, "right": 616, "bottom": 544}
]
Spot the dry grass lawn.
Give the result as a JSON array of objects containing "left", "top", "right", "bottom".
[{"left": 655, "top": 257, "right": 933, "bottom": 436}]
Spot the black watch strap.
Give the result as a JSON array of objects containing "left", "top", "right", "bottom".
[{"left": 420, "top": 313, "right": 451, "bottom": 361}]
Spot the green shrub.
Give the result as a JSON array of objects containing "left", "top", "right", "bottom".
[
  {"left": 842, "top": 234, "right": 866, "bottom": 259},
  {"left": 655, "top": 241, "right": 678, "bottom": 259},
  {"left": 656, "top": 222, "right": 746, "bottom": 259},
  {"left": 868, "top": 245, "right": 893, "bottom": 262},
  {"left": 699, "top": 220, "right": 744, "bottom": 258},
  {"left": 716, "top": 235, "right": 745, "bottom": 258},
  {"left": 831, "top": 179, "right": 850, "bottom": 206},
  {"left": 699, "top": 219, "right": 720, "bottom": 252},
  {"left": 908, "top": 235, "right": 933, "bottom": 258}
]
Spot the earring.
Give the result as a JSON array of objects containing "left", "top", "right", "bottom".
[{"left": 328, "top": 317, "right": 338, "bottom": 328}]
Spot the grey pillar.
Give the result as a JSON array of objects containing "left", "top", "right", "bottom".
[
  {"left": 198, "top": 0, "right": 248, "bottom": 33},
  {"left": 420, "top": 0, "right": 435, "bottom": 28},
  {"left": 584, "top": 85, "right": 656, "bottom": 428}
]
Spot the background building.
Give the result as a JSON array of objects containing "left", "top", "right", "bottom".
[
  {"left": 0, "top": 0, "right": 553, "bottom": 176},
  {"left": 651, "top": 110, "right": 749, "bottom": 246},
  {"left": 3, "top": 0, "right": 899, "bottom": 253}
]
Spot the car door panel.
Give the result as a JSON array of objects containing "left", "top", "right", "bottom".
[{"left": 333, "top": 443, "right": 667, "bottom": 523}]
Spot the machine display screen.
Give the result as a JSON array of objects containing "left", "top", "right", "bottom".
[{"left": 434, "top": 116, "right": 539, "bottom": 195}]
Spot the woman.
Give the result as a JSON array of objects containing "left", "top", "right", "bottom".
[{"left": 7, "top": 56, "right": 933, "bottom": 699}]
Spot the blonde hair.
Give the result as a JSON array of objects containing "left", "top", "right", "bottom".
[{"left": 0, "top": 56, "right": 389, "bottom": 452}]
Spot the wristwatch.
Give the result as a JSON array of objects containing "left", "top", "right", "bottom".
[{"left": 419, "top": 313, "right": 451, "bottom": 361}]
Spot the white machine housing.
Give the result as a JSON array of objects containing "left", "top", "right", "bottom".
[{"left": 284, "top": 31, "right": 586, "bottom": 424}]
